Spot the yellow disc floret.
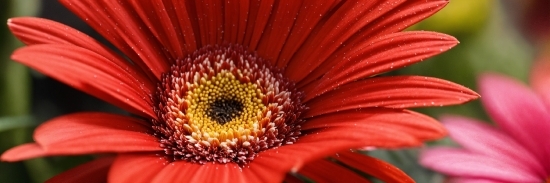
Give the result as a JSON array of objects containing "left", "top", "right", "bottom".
[{"left": 184, "top": 71, "right": 266, "bottom": 147}]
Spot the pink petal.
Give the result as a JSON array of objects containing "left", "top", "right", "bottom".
[
  {"left": 59, "top": 0, "right": 170, "bottom": 79},
  {"left": 420, "top": 148, "right": 541, "bottom": 182},
  {"left": 303, "top": 108, "right": 446, "bottom": 142},
  {"left": 298, "top": 159, "right": 371, "bottom": 183},
  {"left": 1, "top": 112, "right": 161, "bottom": 161},
  {"left": 333, "top": 151, "right": 414, "bottom": 183},
  {"left": 11, "top": 44, "right": 156, "bottom": 118},
  {"left": 302, "top": 31, "right": 458, "bottom": 99},
  {"left": 109, "top": 153, "right": 168, "bottom": 183},
  {"left": 448, "top": 177, "right": 508, "bottom": 183},
  {"left": 6, "top": 17, "right": 154, "bottom": 92},
  {"left": 46, "top": 156, "right": 115, "bottom": 183},
  {"left": 441, "top": 116, "right": 546, "bottom": 177},
  {"left": 480, "top": 74, "right": 550, "bottom": 170},
  {"left": 530, "top": 56, "right": 550, "bottom": 106},
  {"left": 304, "top": 76, "right": 478, "bottom": 117}
]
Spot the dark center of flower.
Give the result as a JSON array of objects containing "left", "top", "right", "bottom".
[
  {"left": 207, "top": 98, "right": 244, "bottom": 125},
  {"left": 152, "top": 44, "right": 305, "bottom": 165}
]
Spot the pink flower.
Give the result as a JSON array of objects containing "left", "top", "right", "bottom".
[{"left": 420, "top": 71, "right": 550, "bottom": 183}]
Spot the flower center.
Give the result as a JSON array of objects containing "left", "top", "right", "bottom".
[
  {"left": 152, "top": 45, "right": 305, "bottom": 165},
  {"left": 207, "top": 98, "right": 244, "bottom": 125}
]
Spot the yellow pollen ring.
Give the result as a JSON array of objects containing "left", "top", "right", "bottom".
[{"left": 183, "top": 71, "right": 266, "bottom": 147}]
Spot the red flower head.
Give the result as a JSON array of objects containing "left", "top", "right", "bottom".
[{"left": 2, "top": 0, "right": 478, "bottom": 182}]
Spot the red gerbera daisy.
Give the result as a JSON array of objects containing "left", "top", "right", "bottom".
[{"left": 1, "top": 0, "right": 478, "bottom": 182}]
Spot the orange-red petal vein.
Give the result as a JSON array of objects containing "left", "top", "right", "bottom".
[
  {"left": 11, "top": 45, "right": 156, "bottom": 118},
  {"left": 333, "top": 151, "right": 414, "bottom": 183},
  {"left": 305, "top": 76, "right": 478, "bottom": 117},
  {"left": 35, "top": 112, "right": 161, "bottom": 154}
]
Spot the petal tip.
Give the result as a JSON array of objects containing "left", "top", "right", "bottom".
[{"left": 1, "top": 143, "right": 45, "bottom": 162}]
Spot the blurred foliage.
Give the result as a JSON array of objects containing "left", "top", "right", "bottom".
[
  {"left": 397, "top": 0, "right": 533, "bottom": 120},
  {"left": 414, "top": 0, "right": 494, "bottom": 37},
  {"left": 0, "top": 0, "right": 44, "bottom": 183}
]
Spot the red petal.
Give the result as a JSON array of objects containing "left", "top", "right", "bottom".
[
  {"left": 300, "top": 126, "right": 421, "bottom": 148},
  {"left": 248, "top": 124, "right": 413, "bottom": 181},
  {"left": 344, "top": 0, "right": 450, "bottom": 44},
  {"left": 151, "top": 161, "right": 251, "bottom": 183},
  {"left": 243, "top": 153, "right": 291, "bottom": 183},
  {"left": 59, "top": 0, "right": 170, "bottom": 79},
  {"left": 170, "top": 0, "right": 200, "bottom": 50},
  {"left": 46, "top": 156, "right": 115, "bottom": 183},
  {"left": 302, "top": 108, "right": 446, "bottom": 142},
  {"left": 256, "top": 1, "right": 303, "bottom": 64},
  {"left": 224, "top": 1, "right": 254, "bottom": 44},
  {"left": 241, "top": 0, "right": 275, "bottom": 51},
  {"left": 7, "top": 18, "right": 154, "bottom": 93},
  {"left": 109, "top": 153, "right": 168, "bottom": 183},
  {"left": 25, "top": 113, "right": 159, "bottom": 159},
  {"left": 193, "top": 0, "right": 225, "bottom": 46},
  {"left": 304, "top": 76, "right": 479, "bottom": 117},
  {"left": 285, "top": 0, "right": 400, "bottom": 82},
  {"left": 275, "top": 0, "right": 342, "bottom": 68},
  {"left": 248, "top": 143, "right": 359, "bottom": 182},
  {"left": 130, "top": 1, "right": 191, "bottom": 59},
  {"left": 1, "top": 143, "right": 47, "bottom": 162},
  {"left": 300, "top": 0, "right": 451, "bottom": 86},
  {"left": 286, "top": 0, "right": 449, "bottom": 83},
  {"left": 221, "top": 0, "right": 242, "bottom": 44},
  {"left": 150, "top": 161, "right": 200, "bottom": 183},
  {"left": 298, "top": 159, "right": 371, "bottom": 183},
  {"left": 333, "top": 151, "right": 414, "bottom": 183},
  {"left": 303, "top": 31, "right": 458, "bottom": 99},
  {"left": 11, "top": 44, "right": 156, "bottom": 118}
]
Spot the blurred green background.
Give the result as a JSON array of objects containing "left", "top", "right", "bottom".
[{"left": 0, "top": 0, "right": 544, "bottom": 182}]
